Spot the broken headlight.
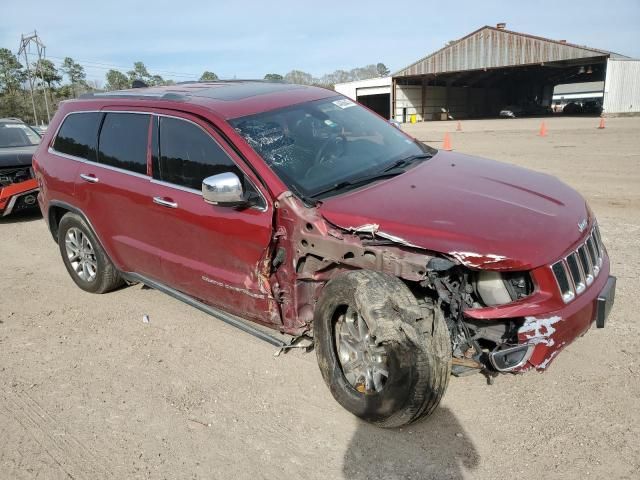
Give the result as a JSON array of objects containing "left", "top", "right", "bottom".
[{"left": 474, "top": 271, "right": 533, "bottom": 306}]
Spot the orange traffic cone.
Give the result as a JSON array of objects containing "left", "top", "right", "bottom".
[
  {"left": 538, "top": 121, "right": 548, "bottom": 137},
  {"left": 456, "top": 120, "right": 462, "bottom": 132},
  {"left": 442, "top": 132, "right": 452, "bottom": 151},
  {"left": 598, "top": 117, "right": 605, "bottom": 129}
]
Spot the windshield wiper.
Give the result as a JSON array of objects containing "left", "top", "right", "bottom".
[
  {"left": 309, "top": 153, "right": 433, "bottom": 199},
  {"left": 310, "top": 171, "right": 404, "bottom": 199},
  {"left": 381, "top": 153, "right": 433, "bottom": 172}
]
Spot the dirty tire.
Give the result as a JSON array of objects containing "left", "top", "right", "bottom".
[
  {"left": 57, "top": 212, "right": 123, "bottom": 294},
  {"left": 315, "top": 270, "right": 451, "bottom": 428}
]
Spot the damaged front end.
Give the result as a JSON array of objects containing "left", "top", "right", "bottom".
[
  {"left": 269, "top": 192, "right": 612, "bottom": 377},
  {"left": 454, "top": 227, "right": 614, "bottom": 375}
]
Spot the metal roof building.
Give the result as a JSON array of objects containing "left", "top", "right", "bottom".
[
  {"left": 335, "top": 24, "right": 639, "bottom": 120},
  {"left": 394, "top": 25, "right": 617, "bottom": 77}
]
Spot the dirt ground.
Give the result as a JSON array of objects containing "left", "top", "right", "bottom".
[{"left": 1, "top": 116, "right": 639, "bottom": 480}]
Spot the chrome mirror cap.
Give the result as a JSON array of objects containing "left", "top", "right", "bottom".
[{"left": 202, "top": 172, "right": 244, "bottom": 206}]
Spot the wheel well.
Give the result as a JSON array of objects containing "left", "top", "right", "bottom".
[{"left": 48, "top": 205, "right": 70, "bottom": 242}]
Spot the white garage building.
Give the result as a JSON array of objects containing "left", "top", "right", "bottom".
[{"left": 333, "top": 77, "right": 392, "bottom": 119}]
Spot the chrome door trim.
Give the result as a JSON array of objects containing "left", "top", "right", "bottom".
[
  {"left": 150, "top": 178, "right": 201, "bottom": 195},
  {"left": 48, "top": 148, "right": 151, "bottom": 180},
  {"left": 153, "top": 196, "right": 178, "bottom": 208},
  {"left": 79, "top": 173, "right": 99, "bottom": 183},
  {"left": 49, "top": 109, "right": 270, "bottom": 213}
]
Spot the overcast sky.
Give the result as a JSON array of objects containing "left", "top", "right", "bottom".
[{"left": 2, "top": 0, "right": 639, "bottom": 84}]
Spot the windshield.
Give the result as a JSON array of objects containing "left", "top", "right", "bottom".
[
  {"left": 0, "top": 123, "right": 41, "bottom": 148},
  {"left": 229, "top": 96, "right": 435, "bottom": 198}
]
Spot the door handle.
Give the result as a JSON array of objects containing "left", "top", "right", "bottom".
[
  {"left": 80, "top": 173, "right": 99, "bottom": 183},
  {"left": 153, "top": 196, "right": 178, "bottom": 209}
]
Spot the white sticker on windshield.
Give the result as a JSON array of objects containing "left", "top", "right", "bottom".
[{"left": 332, "top": 99, "right": 356, "bottom": 109}]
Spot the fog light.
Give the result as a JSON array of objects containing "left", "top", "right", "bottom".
[{"left": 489, "top": 344, "right": 535, "bottom": 372}]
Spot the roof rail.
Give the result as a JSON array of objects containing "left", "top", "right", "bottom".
[
  {"left": 78, "top": 91, "right": 189, "bottom": 101},
  {"left": 175, "top": 79, "right": 284, "bottom": 85}
]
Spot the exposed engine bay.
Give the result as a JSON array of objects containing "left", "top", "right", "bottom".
[{"left": 421, "top": 264, "right": 533, "bottom": 376}]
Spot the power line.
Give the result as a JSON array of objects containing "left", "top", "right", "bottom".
[
  {"left": 49, "top": 60, "right": 198, "bottom": 81},
  {"left": 46, "top": 54, "right": 199, "bottom": 78}
]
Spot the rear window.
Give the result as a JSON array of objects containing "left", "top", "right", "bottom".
[
  {"left": 53, "top": 112, "right": 102, "bottom": 161},
  {"left": 98, "top": 113, "right": 150, "bottom": 175}
]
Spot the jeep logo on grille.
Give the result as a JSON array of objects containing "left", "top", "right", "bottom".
[{"left": 577, "top": 219, "right": 588, "bottom": 233}]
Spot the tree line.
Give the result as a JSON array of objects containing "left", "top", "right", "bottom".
[{"left": 0, "top": 45, "right": 390, "bottom": 124}]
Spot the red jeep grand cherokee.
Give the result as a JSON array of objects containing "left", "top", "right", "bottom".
[{"left": 33, "top": 81, "right": 615, "bottom": 428}]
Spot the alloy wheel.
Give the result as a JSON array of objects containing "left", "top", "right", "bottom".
[
  {"left": 335, "top": 307, "right": 389, "bottom": 394},
  {"left": 65, "top": 227, "right": 98, "bottom": 282}
]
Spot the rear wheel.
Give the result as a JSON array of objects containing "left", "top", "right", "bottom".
[
  {"left": 315, "top": 270, "right": 451, "bottom": 428},
  {"left": 57, "top": 212, "right": 123, "bottom": 293}
]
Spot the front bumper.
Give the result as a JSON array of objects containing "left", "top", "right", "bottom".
[
  {"left": 515, "top": 272, "right": 615, "bottom": 371},
  {"left": 464, "top": 251, "right": 614, "bottom": 372},
  {"left": 0, "top": 178, "right": 39, "bottom": 217},
  {"left": 596, "top": 276, "right": 616, "bottom": 328}
]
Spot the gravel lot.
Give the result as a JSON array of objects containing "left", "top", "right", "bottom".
[{"left": 1, "top": 116, "right": 639, "bottom": 480}]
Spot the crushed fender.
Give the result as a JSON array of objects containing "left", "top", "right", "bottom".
[
  {"left": 448, "top": 251, "right": 512, "bottom": 269},
  {"left": 340, "top": 223, "right": 421, "bottom": 248}
]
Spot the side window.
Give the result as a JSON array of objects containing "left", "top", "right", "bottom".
[
  {"left": 98, "top": 113, "right": 150, "bottom": 175},
  {"left": 155, "top": 116, "right": 241, "bottom": 190},
  {"left": 53, "top": 112, "right": 102, "bottom": 161}
]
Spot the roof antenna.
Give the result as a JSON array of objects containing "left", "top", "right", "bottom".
[{"left": 132, "top": 80, "right": 149, "bottom": 89}]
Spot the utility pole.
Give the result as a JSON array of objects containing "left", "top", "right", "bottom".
[{"left": 18, "top": 31, "right": 51, "bottom": 125}]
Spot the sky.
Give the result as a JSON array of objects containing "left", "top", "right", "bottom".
[{"left": 2, "top": 0, "right": 639, "bottom": 85}]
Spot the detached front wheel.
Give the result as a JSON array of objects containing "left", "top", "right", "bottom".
[{"left": 314, "top": 270, "right": 451, "bottom": 428}]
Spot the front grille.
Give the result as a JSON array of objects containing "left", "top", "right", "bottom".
[
  {"left": 551, "top": 225, "right": 605, "bottom": 303},
  {"left": 0, "top": 166, "right": 33, "bottom": 187}
]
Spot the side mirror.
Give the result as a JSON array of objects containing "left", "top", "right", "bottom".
[
  {"left": 389, "top": 119, "right": 402, "bottom": 129},
  {"left": 202, "top": 172, "right": 245, "bottom": 207}
]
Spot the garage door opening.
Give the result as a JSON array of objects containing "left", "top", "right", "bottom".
[
  {"left": 393, "top": 58, "right": 607, "bottom": 120},
  {"left": 357, "top": 93, "right": 390, "bottom": 119}
]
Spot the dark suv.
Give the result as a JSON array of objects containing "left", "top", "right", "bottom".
[
  {"left": 0, "top": 118, "right": 41, "bottom": 216},
  {"left": 33, "top": 81, "right": 615, "bottom": 428}
]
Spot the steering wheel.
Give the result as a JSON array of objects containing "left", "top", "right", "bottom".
[{"left": 314, "top": 133, "right": 347, "bottom": 166}]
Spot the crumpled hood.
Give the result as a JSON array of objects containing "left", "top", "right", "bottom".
[
  {"left": 0, "top": 145, "right": 37, "bottom": 168},
  {"left": 319, "top": 151, "right": 591, "bottom": 270}
]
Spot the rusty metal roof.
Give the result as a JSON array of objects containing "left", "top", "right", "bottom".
[{"left": 394, "top": 26, "right": 619, "bottom": 78}]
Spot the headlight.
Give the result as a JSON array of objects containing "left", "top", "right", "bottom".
[{"left": 475, "top": 271, "right": 533, "bottom": 306}]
